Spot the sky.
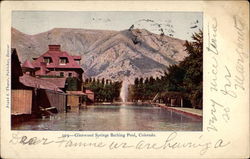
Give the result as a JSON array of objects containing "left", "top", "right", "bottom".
[{"left": 12, "top": 11, "right": 202, "bottom": 41}]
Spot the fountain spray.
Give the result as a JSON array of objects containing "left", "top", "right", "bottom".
[{"left": 120, "top": 79, "right": 129, "bottom": 103}]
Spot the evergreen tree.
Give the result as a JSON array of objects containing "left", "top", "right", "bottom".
[
  {"left": 134, "top": 77, "right": 139, "bottom": 85},
  {"left": 101, "top": 78, "right": 105, "bottom": 85},
  {"left": 180, "top": 30, "right": 203, "bottom": 108},
  {"left": 144, "top": 77, "right": 149, "bottom": 84},
  {"left": 149, "top": 76, "right": 155, "bottom": 85},
  {"left": 85, "top": 78, "right": 89, "bottom": 83},
  {"left": 106, "top": 79, "right": 109, "bottom": 85},
  {"left": 65, "top": 77, "right": 78, "bottom": 91},
  {"left": 164, "top": 30, "right": 203, "bottom": 108},
  {"left": 129, "top": 30, "right": 203, "bottom": 108},
  {"left": 139, "top": 78, "right": 143, "bottom": 84}
]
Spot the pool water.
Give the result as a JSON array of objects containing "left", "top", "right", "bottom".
[{"left": 12, "top": 104, "right": 202, "bottom": 131}]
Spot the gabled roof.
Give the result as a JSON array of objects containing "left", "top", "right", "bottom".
[
  {"left": 22, "top": 60, "right": 35, "bottom": 69},
  {"left": 19, "top": 74, "right": 63, "bottom": 92},
  {"left": 35, "top": 68, "right": 50, "bottom": 75},
  {"left": 40, "top": 78, "right": 66, "bottom": 88},
  {"left": 11, "top": 48, "right": 23, "bottom": 78},
  {"left": 85, "top": 89, "right": 94, "bottom": 94},
  {"left": 32, "top": 48, "right": 83, "bottom": 70}
]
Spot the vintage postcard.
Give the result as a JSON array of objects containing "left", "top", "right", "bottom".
[
  {"left": 0, "top": 1, "right": 249, "bottom": 159},
  {"left": 10, "top": 11, "right": 203, "bottom": 131}
]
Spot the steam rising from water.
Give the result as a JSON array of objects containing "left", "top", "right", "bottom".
[{"left": 120, "top": 80, "right": 129, "bottom": 102}]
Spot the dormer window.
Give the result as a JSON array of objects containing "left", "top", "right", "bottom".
[
  {"left": 73, "top": 56, "right": 81, "bottom": 65},
  {"left": 59, "top": 57, "right": 68, "bottom": 65},
  {"left": 74, "top": 59, "right": 80, "bottom": 65},
  {"left": 44, "top": 57, "right": 52, "bottom": 64}
]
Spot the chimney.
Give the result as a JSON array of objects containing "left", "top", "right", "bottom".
[
  {"left": 48, "top": 45, "right": 61, "bottom": 51},
  {"left": 40, "top": 62, "right": 47, "bottom": 75}
]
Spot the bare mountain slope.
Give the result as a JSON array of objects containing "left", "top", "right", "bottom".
[{"left": 11, "top": 27, "right": 188, "bottom": 81}]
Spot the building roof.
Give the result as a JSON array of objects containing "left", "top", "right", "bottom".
[
  {"left": 67, "top": 91, "right": 86, "bottom": 96},
  {"left": 12, "top": 48, "right": 29, "bottom": 89},
  {"left": 22, "top": 60, "right": 35, "bottom": 69},
  {"left": 35, "top": 68, "right": 50, "bottom": 76},
  {"left": 11, "top": 48, "right": 23, "bottom": 78},
  {"left": 32, "top": 45, "right": 83, "bottom": 70},
  {"left": 19, "top": 74, "right": 63, "bottom": 92},
  {"left": 72, "top": 56, "right": 81, "bottom": 60},
  {"left": 40, "top": 78, "right": 66, "bottom": 88},
  {"left": 85, "top": 89, "right": 94, "bottom": 94}
]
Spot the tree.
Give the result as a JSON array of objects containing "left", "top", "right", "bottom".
[
  {"left": 129, "top": 30, "right": 203, "bottom": 108},
  {"left": 180, "top": 30, "right": 203, "bottom": 108},
  {"left": 85, "top": 78, "right": 89, "bottom": 83},
  {"left": 65, "top": 77, "right": 78, "bottom": 91},
  {"left": 149, "top": 76, "right": 155, "bottom": 85},
  {"left": 134, "top": 77, "right": 139, "bottom": 85},
  {"left": 162, "top": 30, "right": 203, "bottom": 108},
  {"left": 101, "top": 78, "right": 105, "bottom": 85},
  {"left": 106, "top": 79, "right": 109, "bottom": 85},
  {"left": 83, "top": 78, "right": 122, "bottom": 102},
  {"left": 164, "top": 65, "right": 185, "bottom": 91},
  {"left": 139, "top": 78, "right": 143, "bottom": 84},
  {"left": 97, "top": 78, "right": 100, "bottom": 84}
]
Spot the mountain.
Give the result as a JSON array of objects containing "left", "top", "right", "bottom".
[{"left": 11, "top": 27, "right": 188, "bottom": 81}]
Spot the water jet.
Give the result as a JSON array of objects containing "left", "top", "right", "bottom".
[{"left": 120, "top": 80, "right": 129, "bottom": 103}]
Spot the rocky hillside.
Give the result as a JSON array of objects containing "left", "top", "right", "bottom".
[{"left": 11, "top": 27, "right": 188, "bottom": 81}]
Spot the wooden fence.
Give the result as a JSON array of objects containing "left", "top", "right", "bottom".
[
  {"left": 37, "top": 89, "right": 67, "bottom": 113},
  {"left": 11, "top": 89, "right": 32, "bottom": 115},
  {"left": 67, "top": 95, "right": 80, "bottom": 107}
]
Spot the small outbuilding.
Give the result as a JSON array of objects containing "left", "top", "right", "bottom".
[
  {"left": 67, "top": 91, "right": 87, "bottom": 107},
  {"left": 158, "top": 91, "right": 187, "bottom": 107},
  {"left": 85, "top": 89, "right": 94, "bottom": 102}
]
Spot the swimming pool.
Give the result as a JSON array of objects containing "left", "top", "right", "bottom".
[{"left": 12, "top": 104, "right": 202, "bottom": 131}]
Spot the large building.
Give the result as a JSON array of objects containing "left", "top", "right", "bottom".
[
  {"left": 32, "top": 45, "right": 83, "bottom": 79},
  {"left": 19, "top": 45, "right": 93, "bottom": 109},
  {"left": 11, "top": 48, "right": 67, "bottom": 126}
]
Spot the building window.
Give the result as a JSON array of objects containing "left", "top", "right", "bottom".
[
  {"left": 44, "top": 57, "right": 52, "bottom": 64},
  {"left": 60, "top": 72, "right": 64, "bottom": 77},
  {"left": 59, "top": 57, "right": 68, "bottom": 65},
  {"left": 68, "top": 73, "right": 72, "bottom": 77},
  {"left": 74, "top": 59, "right": 80, "bottom": 65}
]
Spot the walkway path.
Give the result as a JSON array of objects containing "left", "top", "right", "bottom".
[{"left": 155, "top": 103, "right": 202, "bottom": 119}]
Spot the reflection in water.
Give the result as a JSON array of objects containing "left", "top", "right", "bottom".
[
  {"left": 12, "top": 104, "right": 202, "bottom": 131},
  {"left": 119, "top": 105, "right": 128, "bottom": 130}
]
